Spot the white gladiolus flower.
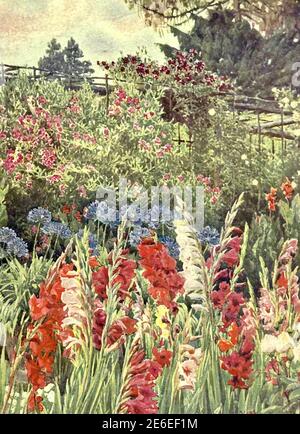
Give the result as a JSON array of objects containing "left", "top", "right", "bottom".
[
  {"left": 276, "top": 332, "right": 295, "bottom": 353},
  {"left": 293, "top": 344, "right": 300, "bottom": 362},
  {"left": 261, "top": 334, "right": 278, "bottom": 353}
]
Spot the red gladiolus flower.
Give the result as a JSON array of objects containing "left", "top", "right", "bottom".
[
  {"left": 92, "top": 266, "right": 109, "bottom": 299},
  {"left": 92, "top": 251, "right": 136, "bottom": 301},
  {"left": 89, "top": 256, "right": 100, "bottom": 269},
  {"left": 138, "top": 238, "right": 184, "bottom": 308},
  {"left": 107, "top": 317, "right": 137, "bottom": 347},
  {"left": 26, "top": 262, "right": 74, "bottom": 412},
  {"left": 211, "top": 282, "right": 230, "bottom": 309},
  {"left": 266, "top": 187, "right": 277, "bottom": 212},
  {"left": 221, "top": 351, "right": 253, "bottom": 388},
  {"left": 27, "top": 391, "right": 44, "bottom": 413},
  {"left": 281, "top": 178, "right": 294, "bottom": 200},
  {"left": 152, "top": 347, "right": 172, "bottom": 367},
  {"left": 92, "top": 299, "right": 107, "bottom": 350},
  {"left": 119, "top": 349, "right": 160, "bottom": 414}
]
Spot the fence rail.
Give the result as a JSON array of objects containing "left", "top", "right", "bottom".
[{"left": 0, "top": 62, "right": 299, "bottom": 150}]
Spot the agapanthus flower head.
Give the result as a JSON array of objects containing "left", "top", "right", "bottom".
[
  {"left": 6, "top": 237, "right": 29, "bottom": 258},
  {"left": 159, "top": 236, "right": 179, "bottom": 259},
  {"left": 129, "top": 226, "right": 151, "bottom": 247},
  {"left": 198, "top": 226, "right": 220, "bottom": 246},
  {"left": 0, "top": 227, "right": 17, "bottom": 243},
  {"left": 120, "top": 204, "right": 149, "bottom": 225},
  {"left": 0, "top": 227, "right": 28, "bottom": 258},
  {"left": 85, "top": 200, "right": 116, "bottom": 224},
  {"left": 148, "top": 204, "right": 173, "bottom": 229},
  {"left": 42, "top": 222, "right": 72, "bottom": 239},
  {"left": 27, "top": 207, "right": 52, "bottom": 225}
]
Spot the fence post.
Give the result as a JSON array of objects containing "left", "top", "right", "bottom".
[
  {"left": 280, "top": 109, "right": 284, "bottom": 154},
  {"left": 33, "top": 66, "right": 37, "bottom": 81},
  {"left": 178, "top": 124, "right": 181, "bottom": 144},
  {"left": 0, "top": 63, "right": 5, "bottom": 86},
  {"left": 257, "top": 110, "right": 261, "bottom": 152},
  {"left": 105, "top": 74, "right": 109, "bottom": 115}
]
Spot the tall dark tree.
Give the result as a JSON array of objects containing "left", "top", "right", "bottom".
[
  {"left": 38, "top": 38, "right": 65, "bottom": 73},
  {"left": 160, "top": 9, "right": 300, "bottom": 96},
  {"left": 38, "top": 38, "right": 94, "bottom": 78},
  {"left": 62, "top": 37, "right": 94, "bottom": 78}
]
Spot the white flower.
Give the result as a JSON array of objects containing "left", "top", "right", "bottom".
[
  {"left": 293, "top": 322, "right": 300, "bottom": 334},
  {"left": 293, "top": 343, "right": 300, "bottom": 362},
  {"left": 261, "top": 334, "right": 278, "bottom": 353},
  {"left": 208, "top": 108, "right": 216, "bottom": 116},
  {"left": 241, "top": 154, "right": 247, "bottom": 161},
  {"left": 276, "top": 332, "right": 295, "bottom": 353},
  {"left": 282, "top": 97, "right": 290, "bottom": 105},
  {"left": 252, "top": 179, "right": 259, "bottom": 186},
  {"left": 0, "top": 322, "right": 6, "bottom": 346}
]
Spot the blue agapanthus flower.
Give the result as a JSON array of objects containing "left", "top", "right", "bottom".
[
  {"left": 86, "top": 200, "right": 117, "bottom": 225},
  {"left": 85, "top": 201, "right": 99, "bottom": 221},
  {"left": 128, "top": 225, "right": 151, "bottom": 246},
  {"left": 148, "top": 205, "right": 174, "bottom": 230},
  {"left": 0, "top": 227, "right": 18, "bottom": 243},
  {"left": 42, "top": 222, "right": 72, "bottom": 239},
  {"left": 159, "top": 236, "right": 180, "bottom": 259},
  {"left": 0, "top": 227, "right": 28, "bottom": 258},
  {"left": 119, "top": 204, "right": 149, "bottom": 225},
  {"left": 27, "top": 207, "right": 52, "bottom": 225},
  {"left": 6, "top": 237, "right": 29, "bottom": 258},
  {"left": 198, "top": 226, "right": 220, "bottom": 246}
]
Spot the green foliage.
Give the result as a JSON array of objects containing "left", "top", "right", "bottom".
[
  {"left": 0, "top": 255, "right": 53, "bottom": 324},
  {"left": 0, "top": 75, "right": 194, "bottom": 226},
  {"left": 160, "top": 10, "right": 300, "bottom": 96},
  {"left": 0, "top": 182, "right": 8, "bottom": 227},
  {"left": 244, "top": 214, "right": 283, "bottom": 290}
]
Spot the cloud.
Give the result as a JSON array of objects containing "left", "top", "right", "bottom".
[{"left": 0, "top": 0, "right": 179, "bottom": 66}]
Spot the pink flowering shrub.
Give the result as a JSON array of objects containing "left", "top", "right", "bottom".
[{"left": 0, "top": 76, "right": 202, "bottom": 223}]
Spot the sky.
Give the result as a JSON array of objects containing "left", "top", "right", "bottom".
[{"left": 0, "top": 0, "right": 180, "bottom": 67}]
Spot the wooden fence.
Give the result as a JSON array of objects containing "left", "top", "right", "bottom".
[{"left": 1, "top": 62, "right": 299, "bottom": 151}]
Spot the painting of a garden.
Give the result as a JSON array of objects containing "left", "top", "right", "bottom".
[{"left": 1, "top": 0, "right": 300, "bottom": 416}]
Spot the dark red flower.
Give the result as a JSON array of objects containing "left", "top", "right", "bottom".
[{"left": 92, "top": 266, "right": 109, "bottom": 299}]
